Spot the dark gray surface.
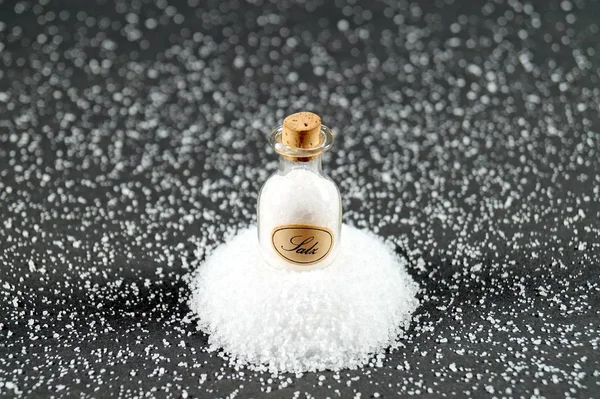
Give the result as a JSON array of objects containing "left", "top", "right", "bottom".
[{"left": 0, "top": 0, "right": 599, "bottom": 397}]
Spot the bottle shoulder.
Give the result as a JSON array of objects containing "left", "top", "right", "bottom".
[{"left": 259, "top": 168, "right": 339, "bottom": 199}]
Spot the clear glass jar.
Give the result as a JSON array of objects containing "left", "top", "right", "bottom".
[{"left": 257, "top": 123, "right": 342, "bottom": 271}]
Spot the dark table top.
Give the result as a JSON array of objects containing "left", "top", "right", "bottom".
[{"left": 1, "top": 0, "right": 599, "bottom": 397}]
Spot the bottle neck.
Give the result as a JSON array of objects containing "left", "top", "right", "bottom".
[{"left": 278, "top": 155, "right": 323, "bottom": 174}]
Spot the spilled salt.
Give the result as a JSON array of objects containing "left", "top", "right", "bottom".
[{"left": 188, "top": 224, "right": 420, "bottom": 373}]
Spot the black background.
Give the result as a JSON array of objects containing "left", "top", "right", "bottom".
[{"left": 0, "top": 0, "right": 599, "bottom": 397}]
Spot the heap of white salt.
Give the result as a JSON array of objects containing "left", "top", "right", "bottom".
[{"left": 188, "top": 224, "right": 420, "bottom": 373}]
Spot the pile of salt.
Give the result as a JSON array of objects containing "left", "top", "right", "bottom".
[{"left": 188, "top": 224, "right": 420, "bottom": 373}]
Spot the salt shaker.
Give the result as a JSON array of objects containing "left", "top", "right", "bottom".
[{"left": 257, "top": 112, "right": 342, "bottom": 271}]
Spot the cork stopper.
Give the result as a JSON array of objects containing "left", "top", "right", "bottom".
[{"left": 282, "top": 112, "right": 322, "bottom": 161}]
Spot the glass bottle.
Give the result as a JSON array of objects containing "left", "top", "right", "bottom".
[{"left": 257, "top": 112, "right": 342, "bottom": 271}]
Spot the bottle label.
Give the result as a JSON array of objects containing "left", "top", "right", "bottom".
[{"left": 271, "top": 224, "right": 334, "bottom": 266}]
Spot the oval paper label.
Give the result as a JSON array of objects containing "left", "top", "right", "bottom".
[{"left": 271, "top": 224, "right": 334, "bottom": 266}]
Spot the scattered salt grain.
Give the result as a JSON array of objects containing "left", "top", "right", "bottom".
[
  {"left": 189, "top": 224, "right": 420, "bottom": 373},
  {"left": 1, "top": 0, "right": 598, "bottom": 396}
]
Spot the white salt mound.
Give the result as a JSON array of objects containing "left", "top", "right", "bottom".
[{"left": 188, "top": 224, "right": 420, "bottom": 373}]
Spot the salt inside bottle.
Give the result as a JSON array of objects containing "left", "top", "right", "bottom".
[{"left": 258, "top": 112, "right": 342, "bottom": 271}]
